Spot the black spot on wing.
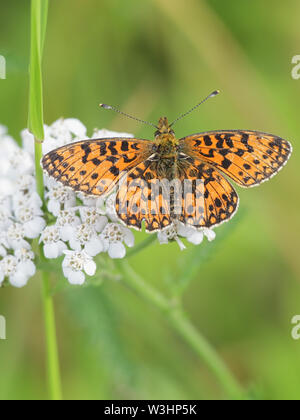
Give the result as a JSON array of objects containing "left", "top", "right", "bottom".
[
  {"left": 108, "top": 142, "right": 118, "bottom": 155},
  {"left": 221, "top": 158, "right": 232, "bottom": 170},
  {"left": 110, "top": 166, "right": 120, "bottom": 176},
  {"left": 204, "top": 135, "right": 213, "bottom": 146}
]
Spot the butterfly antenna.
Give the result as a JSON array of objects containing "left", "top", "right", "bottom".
[
  {"left": 170, "top": 90, "right": 220, "bottom": 127},
  {"left": 99, "top": 103, "right": 158, "bottom": 129}
]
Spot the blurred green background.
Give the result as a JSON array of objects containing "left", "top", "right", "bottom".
[{"left": 0, "top": 0, "right": 300, "bottom": 400}]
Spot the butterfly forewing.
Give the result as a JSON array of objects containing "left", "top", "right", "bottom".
[
  {"left": 180, "top": 130, "right": 292, "bottom": 187},
  {"left": 42, "top": 138, "right": 154, "bottom": 197}
]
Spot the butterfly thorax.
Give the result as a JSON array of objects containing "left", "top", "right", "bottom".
[
  {"left": 152, "top": 117, "right": 182, "bottom": 179},
  {"left": 154, "top": 117, "right": 179, "bottom": 159}
]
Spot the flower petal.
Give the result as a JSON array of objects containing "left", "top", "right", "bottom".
[
  {"left": 84, "top": 237, "right": 103, "bottom": 257},
  {"left": 44, "top": 243, "right": 60, "bottom": 259},
  {"left": 122, "top": 228, "right": 135, "bottom": 248},
  {"left": 47, "top": 199, "right": 61, "bottom": 217},
  {"left": 83, "top": 259, "right": 96, "bottom": 276},
  {"left": 187, "top": 231, "right": 204, "bottom": 245},
  {"left": 60, "top": 225, "right": 76, "bottom": 242},
  {"left": 108, "top": 242, "right": 126, "bottom": 259},
  {"left": 203, "top": 228, "right": 216, "bottom": 242},
  {"left": 175, "top": 237, "right": 186, "bottom": 251},
  {"left": 67, "top": 270, "right": 85, "bottom": 285},
  {"left": 9, "top": 271, "right": 29, "bottom": 288},
  {"left": 24, "top": 217, "right": 46, "bottom": 239}
]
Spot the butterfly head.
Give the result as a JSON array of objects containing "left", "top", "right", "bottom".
[{"left": 155, "top": 117, "right": 175, "bottom": 137}]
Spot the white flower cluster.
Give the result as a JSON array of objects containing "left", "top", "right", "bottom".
[
  {"left": 0, "top": 118, "right": 216, "bottom": 288},
  {"left": 0, "top": 125, "right": 45, "bottom": 287},
  {"left": 157, "top": 222, "right": 216, "bottom": 251}
]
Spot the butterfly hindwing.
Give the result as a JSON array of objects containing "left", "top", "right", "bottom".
[
  {"left": 116, "top": 159, "right": 172, "bottom": 232},
  {"left": 116, "top": 156, "right": 239, "bottom": 231},
  {"left": 178, "top": 157, "right": 239, "bottom": 228},
  {"left": 180, "top": 130, "right": 292, "bottom": 187},
  {"left": 42, "top": 138, "right": 154, "bottom": 196}
]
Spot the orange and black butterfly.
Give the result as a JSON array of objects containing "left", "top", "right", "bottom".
[{"left": 42, "top": 91, "right": 292, "bottom": 232}]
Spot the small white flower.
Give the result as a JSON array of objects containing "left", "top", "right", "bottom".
[
  {"left": 186, "top": 230, "right": 204, "bottom": 245},
  {"left": 45, "top": 178, "right": 76, "bottom": 216},
  {"left": 1, "top": 255, "right": 17, "bottom": 283},
  {"left": 0, "top": 247, "right": 7, "bottom": 258},
  {"left": 40, "top": 226, "right": 67, "bottom": 259},
  {"left": 69, "top": 223, "right": 104, "bottom": 257},
  {"left": 7, "top": 223, "right": 30, "bottom": 250},
  {"left": 62, "top": 250, "right": 96, "bottom": 285},
  {"left": 77, "top": 193, "right": 105, "bottom": 209},
  {"left": 0, "top": 195, "right": 11, "bottom": 210},
  {"left": 7, "top": 149, "right": 34, "bottom": 178},
  {"left": 0, "top": 254, "right": 34, "bottom": 288},
  {"left": 20, "top": 129, "right": 35, "bottom": 156},
  {"left": 12, "top": 248, "right": 36, "bottom": 288},
  {"left": 0, "top": 133, "right": 19, "bottom": 178},
  {"left": 9, "top": 263, "right": 35, "bottom": 287},
  {"left": 0, "top": 136, "right": 17, "bottom": 192},
  {"left": 15, "top": 247, "right": 35, "bottom": 263},
  {"left": 15, "top": 205, "right": 45, "bottom": 239},
  {"left": 157, "top": 222, "right": 211, "bottom": 250},
  {"left": 49, "top": 118, "right": 87, "bottom": 140},
  {"left": 79, "top": 207, "right": 107, "bottom": 232},
  {"left": 101, "top": 223, "right": 134, "bottom": 259},
  {"left": 157, "top": 223, "right": 187, "bottom": 251},
  {"left": 0, "top": 178, "right": 14, "bottom": 197},
  {"left": 0, "top": 231, "right": 9, "bottom": 257},
  {"left": 203, "top": 228, "right": 216, "bottom": 242},
  {"left": 42, "top": 118, "right": 87, "bottom": 154},
  {"left": 56, "top": 209, "right": 81, "bottom": 242},
  {"left": 0, "top": 205, "right": 13, "bottom": 230},
  {"left": 92, "top": 128, "right": 134, "bottom": 140},
  {"left": 12, "top": 189, "right": 42, "bottom": 214},
  {"left": 16, "top": 174, "right": 37, "bottom": 194}
]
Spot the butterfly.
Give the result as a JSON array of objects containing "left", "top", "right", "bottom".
[{"left": 42, "top": 91, "right": 292, "bottom": 232}]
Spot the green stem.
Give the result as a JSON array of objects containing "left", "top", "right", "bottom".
[
  {"left": 40, "top": 256, "right": 62, "bottom": 400},
  {"left": 36, "top": 139, "right": 62, "bottom": 400},
  {"left": 29, "top": 0, "right": 62, "bottom": 400},
  {"left": 116, "top": 259, "right": 248, "bottom": 400}
]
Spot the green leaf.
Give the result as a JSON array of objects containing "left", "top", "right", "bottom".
[{"left": 28, "top": 0, "right": 48, "bottom": 140}]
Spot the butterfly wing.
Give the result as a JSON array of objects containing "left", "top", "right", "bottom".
[
  {"left": 116, "top": 158, "right": 172, "bottom": 232},
  {"left": 180, "top": 130, "right": 292, "bottom": 187},
  {"left": 177, "top": 157, "right": 239, "bottom": 228},
  {"left": 116, "top": 156, "right": 239, "bottom": 231},
  {"left": 42, "top": 138, "right": 154, "bottom": 196}
]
